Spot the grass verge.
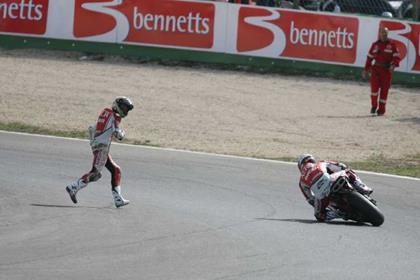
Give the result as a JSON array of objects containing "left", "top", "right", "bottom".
[
  {"left": 0, "top": 121, "right": 159, "bottom": 147},
  {"left": 274, "top": 155, "right": 419, "bottom": 179},
  {"left": 0, "top": 122, "right": 88, "bottom": 139},
  {"left": 347, "top": 155, "right": 420, "bottom": 178},
  {"left": 1, "top": 121, "right": 419, "bottom": 179}
]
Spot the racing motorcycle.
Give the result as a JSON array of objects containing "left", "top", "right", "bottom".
[{"left": 327, "top": 173, "right": 384, "bottom": 226}]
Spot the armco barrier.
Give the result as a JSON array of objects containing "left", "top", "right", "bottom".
[{"left": 1, "top": 34, "right": 419, "bottom": 87}]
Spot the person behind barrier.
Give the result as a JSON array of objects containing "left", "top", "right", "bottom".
[{"left": 320, "top": 0, "right": 341, "bottom": 12}]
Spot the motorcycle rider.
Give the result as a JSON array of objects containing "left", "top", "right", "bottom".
[
  {"left": 297, "top": 154, "right": 373, "bottom": 222},
  {"left": 66, "top": 97, "right": 134, "bottom": 208}
]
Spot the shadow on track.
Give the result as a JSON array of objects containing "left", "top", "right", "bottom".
[
  {"left": 30, "top": 203, "right": 111, "bottom": 209},
  {"left": 256, "top": 218, "right": 368, "bottom": 226},
  {"left": 318, "top": 115, "right": 376, "bottom": 120},
  {"left": 396, "top": 117, "right": 420, "bottom": 125}
]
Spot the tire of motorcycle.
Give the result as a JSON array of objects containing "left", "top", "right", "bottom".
[{"left": 347, "top": 192, "right": 384, "bottom": 227}]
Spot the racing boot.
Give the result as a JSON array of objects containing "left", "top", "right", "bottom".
[
  {"left": 325, "top": 209, "right": 340, "bottom": 222},
  {"left": 112, "top": 186, "right": 129, "bottom": 208},
  {"left": 370, "top": 107, "right": 377, "bottom": 115},
  {"left": 352, "top": 180, "right": 373, "bottom": 196},
  {"left": 315, "top": 208, "right": 340, "bottom": 222},
  {"left": 65, "top": 178, "right": 87, "bottom": 204}
]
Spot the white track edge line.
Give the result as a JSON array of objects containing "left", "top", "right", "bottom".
[{"left": 2, "top": 130, "right": 419, "bottom": 182}]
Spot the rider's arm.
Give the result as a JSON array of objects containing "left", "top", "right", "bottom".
[
  {"left": 326, "top": 161, "right": 347, "bottom": 174},
  {"left": 112, "top": 114, "right": 125, "bottom": 141},
  {"left": 299, "top": 181, "right": 315, "bottom": 207},
  {"left": 113, "top": 127, "right": 125, "bottom": 141}
]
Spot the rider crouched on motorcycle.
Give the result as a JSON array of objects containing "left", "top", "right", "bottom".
[{"left": 297, "top": 154, "right": 373, "bottom": 222}]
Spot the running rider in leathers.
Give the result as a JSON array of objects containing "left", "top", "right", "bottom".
[
  {"left": 66, "top": 97, "right": 134, "bottom": 208},
  {"left": 297, "top": 154, "right": 373, "bottom": 222}
]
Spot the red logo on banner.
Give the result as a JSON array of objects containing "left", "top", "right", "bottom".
[
  {"left": 380, "top": 20, "right": 420, "bottom": 71},
  {"left": 74, "top": 0, "right": 215, "bottom": 49},
  {"left": 74, "top": 0, "right": 119, "bottom": 38},
  {"left": 0, "top": 0, "right": 48, "bottom": 34},
  {"left": 237, "top": 7, "right": 358, "bottom": 63},
  {"left": 237, "top": 8, "right": 276, "bottom": 53}
]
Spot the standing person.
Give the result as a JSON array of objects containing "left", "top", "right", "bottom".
[
  {"left": 66, "top": 97, "right": 134, "bottom": 208},
  {"left": 362, "top": 27, "right": 401, "bottom": 116}
]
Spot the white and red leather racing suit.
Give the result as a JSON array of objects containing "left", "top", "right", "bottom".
[
  {"left": 80, "top": 107, "right": 124, "bottom": 187},
  {"left": 299, "top": 161, "right": 365, "bottom": 221}
]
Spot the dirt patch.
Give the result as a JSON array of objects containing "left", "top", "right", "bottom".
[{"left": 1, "top": 49, "right": 419, "bottom": 162}]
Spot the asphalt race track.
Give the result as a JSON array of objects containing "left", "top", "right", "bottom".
[{"left": 1, "top": 131, "right": 420, "bottom": 280}]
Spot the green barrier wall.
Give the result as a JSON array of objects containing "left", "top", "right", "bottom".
[{"left": 1, "top": 34, "right": 419, "bottom": 87}]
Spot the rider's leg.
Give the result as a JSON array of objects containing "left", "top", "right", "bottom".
[
  {"left": 66, "top": 148, "right": 107, "bottom": 203},
  {"left": 105, "top": 154, "right": 129, "bottom": 208},
  {"left": 346, "top": 170, "right": 373, "bottom": 195}
]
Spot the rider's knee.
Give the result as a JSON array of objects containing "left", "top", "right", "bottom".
[{"left": 89, "top": 169, "right": 102, "bottom": 182}]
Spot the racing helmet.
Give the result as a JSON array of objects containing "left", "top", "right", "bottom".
[
  {"left": 112, "top": 96, "right": 134, "bottom": 118},
  {"left": 297, "top": 154, "right": 316, "bottom": 171}
]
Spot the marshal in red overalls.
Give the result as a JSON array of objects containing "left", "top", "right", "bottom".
[{"left": 362, "top": 27, "right": 401, "bottom": 116}]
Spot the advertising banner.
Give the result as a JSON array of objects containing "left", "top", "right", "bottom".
[
  {"left": 234, "top": 6, "right": 358, "bottom": 64},
  {"left": 0, "top": 0, "right": 419, "bottom": 74},
  {"left": 73, "top": 0, "right": 216, "bottom": 49},
  {"left": 227, "top": 5, "right": 420, "bottom": 73},
  {"left": 0, "top": 0, "right": 49, "bottom": 34},
  {"left": 379, "top": 19, "right": 420, "bottom": 72}
]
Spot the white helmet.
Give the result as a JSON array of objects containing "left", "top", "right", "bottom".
[
  {"left": 297, "top": 154, "right": 315, "bottom": 171},
  {"left": 112, "top": 96, "right": 133, "bottom": 118}
]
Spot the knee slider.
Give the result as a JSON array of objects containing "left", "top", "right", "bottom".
[{"left": 89, "top": 171, "right": 102, "bottom": 182}]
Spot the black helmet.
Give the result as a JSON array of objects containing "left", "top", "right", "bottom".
[{"left": 112, "top": 96, "right": 133, "bottom": 118}]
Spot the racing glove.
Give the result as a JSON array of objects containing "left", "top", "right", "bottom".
[{"left": 114, "top": 128, "right": 125, "bottom": 141}]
